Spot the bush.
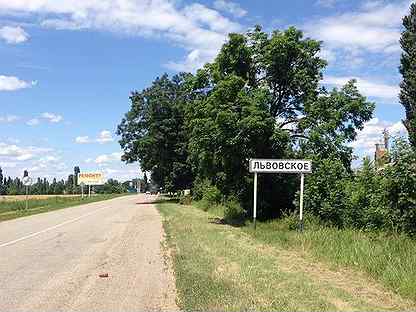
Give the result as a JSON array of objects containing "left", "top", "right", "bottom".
[
  {"left": 193, "top": 178, "right": 222, "bottom": 204},
  {"left": 302, "top": 138, "right": 416, "bottom": 237},
  {"left": 179, "top": 194, "right": 192, "bottom": 205},
  {"left": 380, "top": 139, "right": 416, "bottom": 236},
  {"left": 202, "top": 185, "right": 222, "bottom": 204},
  {"left": 302, "top": 158, "right": 350, "bottom": 227},
  {"left": 223, "top": 197, "right": 245, "bottom": 224}
]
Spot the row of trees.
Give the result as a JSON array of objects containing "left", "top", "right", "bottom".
[
  {"left": 118, "top": 4, "right": 416, "bottom": 236},
  {"left": 118, "top": 25, "right": 373, "bottom": 218},
  {"left": 304, "top": 139, "right": 416, "bottom": 236},
  {"left": 0, "top": 167, "right": 128, "bottom": 195}
]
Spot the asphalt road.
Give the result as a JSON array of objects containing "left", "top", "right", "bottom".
[{"left": 0, "top": 194, "right": 178, "bottom": 311}]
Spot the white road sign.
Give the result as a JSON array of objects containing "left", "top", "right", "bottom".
[
  {"left": 249, "top": 159, "right": 312, "bottom": 174},
  {"left": 22, "top": 176, "right": 33, "bottom": 186},
  {"left": 249, "top": 158, "right": 313, "bottom": 231}
]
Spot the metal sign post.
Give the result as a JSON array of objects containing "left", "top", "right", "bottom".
[
  {"left": 249, "top": 159, "right": 312, "bottom": 231},
  {"left": 300, "top": 173, "right": 304, "bottom": 232},
  {"left": 253, "top": 172, "right": 258, "bottom": 230},
  {"left": 80, "top": 182, "right": 85, "bottom": 198},
  {"left": 22, "top": 176, "right": 33, "bottom": 211},
  {"left": 25, "top": 185, "right": 28, "bottom": 210}
]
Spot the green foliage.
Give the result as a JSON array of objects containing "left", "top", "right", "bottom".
[
  {"left": 303, "top": 158, "right": 350, "bottom": 227},
  {"left": 192, "top": 178, "right": 211, "bottom": 201},
  {"left": 223, "top": 196, "right": 245, "bottom": 224},
  {"left": 119, "top": 25, "right": 374, "bottom": 220},
  {"left": 95, "top": 179, "right": 127, "bottom": 194},
  {"left": 380, "top": 139, "right": 416, "bottom": 235},
  {"left": 0, "top": 167, "right": 4, "bottom": 195},
  {"left": 0, "top": 167, "right": 127, "bottom": 196},
  {"left": 400, "top": 3, "right": 416, "bottom": 147},
  {"left": 202, "top": 183, "right": 222, "bottom": 205},
  {"left": 192, "top": 178, "right": 223, "bottom": 211},
  {"left": 186, "top": 26, "right": 373, "bottom": 218},
  {"left": 179, "top": 194, "right": 192, "bottom": 205},
  {"left": 117, "top": 73, "right": 193, "bottom": 192},
  {"left": 302, "top": 139, "right": 416, "bottom": 236},
  {"left": 301, "top": 81, "right": 375, "bottom": 168}
]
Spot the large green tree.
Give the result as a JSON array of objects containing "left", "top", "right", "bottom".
[
  {"left": 187, "top": 26, "right": 374, "bottom": 217},
  {"left": 117, "top": 73, "right": 193, "bottom": 192},
  {"left": 400, "top": 2, "right": 416, "bottom": 147}
]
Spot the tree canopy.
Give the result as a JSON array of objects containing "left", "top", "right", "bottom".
[
  {"left": 118, "top": 25, "right": 375, "bottom": 218},
  {"left": 117, "top": 73, "right": 193, "bottom": 192},
  {"left": 400, "top": 3, "right": 416, "bottom": 148}
]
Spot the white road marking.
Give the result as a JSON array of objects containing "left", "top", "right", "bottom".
[{"left": 0, "top": 206, "right": 110, "bottom": 248}]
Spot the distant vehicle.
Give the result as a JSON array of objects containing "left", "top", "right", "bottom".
[
  {"left": 150, "top": 191, "right": 157, "bottom": 195},
  {"left": 146, "top": 191, "right": 151, "bottom": 195}
]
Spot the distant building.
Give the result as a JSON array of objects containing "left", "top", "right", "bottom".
[{"left": 375, "top": 129, "right": 390, "bottom": 168}]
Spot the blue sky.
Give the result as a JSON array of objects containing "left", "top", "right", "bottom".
[{"left": 0, "top": 0, "right": 411, "bottom": 181}]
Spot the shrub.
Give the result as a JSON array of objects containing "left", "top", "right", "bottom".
[
  {"left": 223, "top": 197, "right": 245, "bottom": 224},
  {"left": 280, "top": 212, "right": 323, "bottom": 231},
  {"left": 195, "top": 199, "right": 211, "bottom": 211},
  {"left": 302, "top": 158, "right": 350, "bottom": 227},
  {"left": 202, "top": 184, "right": 222, "bottom": 205},
  {"left": 193, "top": 178, "right": 222, "bottom": 205},
  {"left": 192, "top": 179, "right": 222, "bottom": 203},
  {"left": 302, "top": 138, "right": 416, "bottom": 236},
  {"left": 179, "top": 194, "right": 192, "bottom": 205},
  {"left": 380, "top": 139, "right": 416, "bottom": 236}
]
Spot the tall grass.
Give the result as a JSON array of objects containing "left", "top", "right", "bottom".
[
  {"left": 159, "top": 202, "right": 416, "bottom": 311},
  {"left": 245, "top": 215, "right": 416, "bottom": 301}
]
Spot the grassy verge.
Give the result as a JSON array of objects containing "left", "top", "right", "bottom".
[
  {"left": 0, "top": 194, "right": 125, "bottom": 222},
  {"left": 158, "top": 202, "right": 416, "bottom": 312},
  {"left": 245, "top": 216, "right": 416, "bottom": 303}
]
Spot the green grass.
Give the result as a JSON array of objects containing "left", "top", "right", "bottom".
[
  {"left": 0, "top": 194, "right": 125, "bottom": 222},
  {"left": 158, "top": 202, "right": 416, "bottom": 312},
  {"left": 247, "top": 216, "right": 416, "bottom": 302}
]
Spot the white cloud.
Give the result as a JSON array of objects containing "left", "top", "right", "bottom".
[
  {"left": 0, "top": 25, "right": 29, "bottom": 44},
  {"left": 94, "top": 152, "right": 123, "bottom": 165},
  {"left": 75, "top": 130, "right": 115, "bottom": 144},
  {"left": 75, "top": 136, "right": 90, "bottom": 144},
  {"left": 315, "top": 0, "right": 338, "bottom": 8},
  {"left": 6, "top": 137, "right": 20, "bottom": 144},
  {"left": 96, "top": 130, "right": 114, "bottom": 144},
  {"left": 351, "top": 118, "right": 407, "bottom": 155},
  {"left": 0, "top": 0, "right": 242, "bottom": 72},
  {"left": 0, "top": 161, "right": 17, "bottom": 168},
  {"left": 27, "top": 112, "right": 63, "bottom": 126},
  {"left": 0, "top": 115, "right": 19, "bottom": 123},
  {"left": 41, "top": 112, "right": 63, "bottom": 123},
  {"left": 0, "top": 141, "right": 63, "bottom": 178},
  {"left": 165, "top": 49, "right": 206, "bottom": 72},
  {"left": 26, "top": 118, "right": 40, "bottom": 126},
  {"left": 0, "top": 142, "right": 53, "bottom": 162},
  {"left": 322, "top": 76, "right": 400, "bottom": 102},
  {"left": 0, "top": 75, "right": 35, "bottom": 91},
  {"left": 307, "top": 1, "right": 411, "bottom": 55},
  {"left": 213, "top": 0, "right": 247, "bottom": 18},
  {"left": 319, "top": 48, "right": 336, "bottom": 64}
]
